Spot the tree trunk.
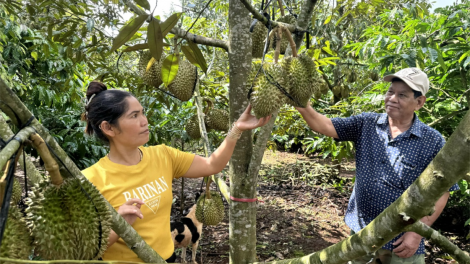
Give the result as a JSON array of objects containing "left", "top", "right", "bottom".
[{"left": 227, "top": 0, "right": 257, "bottom": 262}]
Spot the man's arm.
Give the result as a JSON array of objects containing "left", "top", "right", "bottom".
[
  {"left": 295, "top": 104, "right": 339, "bottom": 138},
  {"left": 392, "top": 192, "right": 450, "bottom": 258}
]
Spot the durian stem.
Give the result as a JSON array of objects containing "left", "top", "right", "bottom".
[
  {"left": 277, "top": 0, "right": 285, "bottom": 16},
  {"left": 205, "top": 177, "right": 212, "bottom": 199},
  {"left": 0, "top": 145, "right": 23, "bottom": 205},
  {"left": 202, "top": 97, "right": 214, "bottom": 115},
  {"left": 274, "top": 27, "right": 282, "bottom": 63},
  {"left": 30, "top": 133, "right": 63, "bottom": 186},
  {"left": 282, "top": 26, "right": 297, "bottom": 57},
  {"left": 0, "top": 112, "right": 43, "bottom": 184}
]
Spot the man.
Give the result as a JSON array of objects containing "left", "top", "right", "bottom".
[{"left": 296, "top": 68, "right": 459, "bottom": 264}]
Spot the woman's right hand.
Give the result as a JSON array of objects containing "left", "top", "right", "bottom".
[{"left": 117, "top": 198, "right": 145, "bottom": 226}]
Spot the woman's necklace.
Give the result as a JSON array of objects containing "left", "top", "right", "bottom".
[{"left": 108, "top": 149, "right": 143, "bottom": 163}]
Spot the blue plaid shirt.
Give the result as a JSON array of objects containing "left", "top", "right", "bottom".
[{"left": 331, "top": 112, "right": 459, "bottom": 254}]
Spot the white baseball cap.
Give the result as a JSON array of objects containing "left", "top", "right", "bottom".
[{"left": 383, "top": 68, "right": 429, "bottom": 95}]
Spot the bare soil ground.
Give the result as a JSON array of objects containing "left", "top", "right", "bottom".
[{"left": 170, "top": 151, "right": 469, "bottom": 264}]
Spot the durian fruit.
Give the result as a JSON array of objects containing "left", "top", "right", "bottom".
[
  {"left": 281, "top": 54, "right": 320, "bottom": 107},
  {"left": 12, "top": 177, "right": 22, "bottom": 204},
  {"left": 206, "top": 108, "right": 229, "bottom": 132},
  {"left": 333, "top": 85, "right": 342, "bottom": 97},
  {"left": 168, "top": 60, "right": 198, "bottom": 101},
  {"left": 370, "top": 71, "right": 379, "bottom": 81},
  {"left": 341, "top": 85, "right": 350, "bottom": 98},
  {"left": 185, "top": 115, "right": 201, "bottom": 139},
  {"left": 249, "top": 63, "right": 286, "bottom": 118},
  {"left": 25, "top": 178, "right": 112, "bottom": 260},
  {"left": 24, "top": 134, "right": 111, "bottom": 260},
  {"left": 347, "top": 72, "right": 357, "bottom": 83},
  {"left": 313, "top": 89, "right": 322, "bottom": 100},
  {"left": 320, "top": 83, "right": 329, "bottom": 95},
  {"left": 251, "top": 21, "right": 268, "bottom": 58},
  {"left": 270, "top": 15, "right": 296, "bottom": 54},
  {"left": 138, "top": 51, "right": 164, "bottom": 88},
  {"left": 0, "top": 205, "right": 32, "bottom": 260},
  {"left": 195, "top": 191, "right": 225, "bottom": 226}
]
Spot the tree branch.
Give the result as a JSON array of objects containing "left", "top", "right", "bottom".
[
  {"left": 405, "top": 221, "right": 470, "bottom": 264},
  {"left": 122, "top": 0, "right": 228, "bottom": 51},
  {"left": 285, "top": 0, "right": 318, "bottom": 56},
  {"left": 238, "top": 0, "right": 297, "bottom": 33},
  {"left": 248, "top": 112, "right": 278, "bottom": 179},
  {"left": 428, "top": 108, "right": 468, "bottom": 127}
]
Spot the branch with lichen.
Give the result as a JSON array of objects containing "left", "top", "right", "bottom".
[
  {"left": 0, "top": 112, "right": 43, "bottom": 184},
  {"left": 404, "top": 221, "right": 470, "bottom": 263}
]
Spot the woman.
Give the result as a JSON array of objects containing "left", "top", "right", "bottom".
[{"left": 81, "top": 81, "right": 270, "bottom": 262}]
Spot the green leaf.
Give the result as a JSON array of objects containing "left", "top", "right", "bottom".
[
  {"left": 458, "top": 50, "right": 470, "bottom": 63},
  {"left": 134, "top": 0, "right": 150, "bottom": 10},
  {"left": 148, "top": 19, "right": 163, "bottom": 61},
  {"left": 181, "top": 45, "right": 200, "bottom": 68},
  {"left": 123, "top": 43, "right": 151, "bottom": 52},
  {"left": 187, "top": 40, "right": 207, "bottom": 73},
  {"left": 31, "top": 51, "right": 38, "bottom": 60},
  {"left": 464, "top": 56, "right": 470, "bottom": 68},
  {"left": 111, "top": 14, "right": 148, "bottom": 53},
  {"left": 161, "top": 54, "right": 180, "bottom": 86},
  {"left": 86, "top": 18, "right": 94, "bottom": 32},
  {"left": 437, "top": 49, "right": 447, "bottom": 71},
  {"left": 335, "top": 11, "right": 351, "bottom": 26},
  {"left": 324, "top": 15, "right": 332, "bottom": 25},
  {"left": 160, "top": 13, "right": 182, "bottom": 37},
  {"left": 428, "top": 48, "right": 438, "bottom": 63}
]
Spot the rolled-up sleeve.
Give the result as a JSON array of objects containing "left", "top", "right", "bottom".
[{"left": 331, "top": 113, "right": 370, "bottom": 142}]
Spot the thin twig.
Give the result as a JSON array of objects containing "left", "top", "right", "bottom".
[{"left": 177, "top": 0, "right": 214, "bottom": 46}]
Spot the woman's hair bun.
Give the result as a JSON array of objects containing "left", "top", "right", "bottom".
[{"left": 86, "top": 81, "right": 107, "bottom": 100}]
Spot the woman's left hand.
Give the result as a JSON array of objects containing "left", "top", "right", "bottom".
[{"left": 235, "top": 104, "right": 271, "bottom": 131}]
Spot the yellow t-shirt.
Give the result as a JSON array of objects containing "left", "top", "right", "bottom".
[{"left": 82, "top": 145, "right": 195, "bottom": 262}]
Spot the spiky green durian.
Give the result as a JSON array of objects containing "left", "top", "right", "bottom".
[
  {"left": 138, "top": 51, "right": 164, "bottom": 88},
  {"left": 11, "top": 177, "right": 22, "bottom": 205},
  {"left": 168, "top": 60, "right": 197, "bottom": 101},
  {"left": 195, "top": 191, "right": 225, "bottom": 226},
  {"left": 185, "top": 115, "right": 201, "bottom": 139},
  {"left": 0, "top": 206, "right": 32, "bottom": 260},
  {"left": 206, "top": 109, "right": 229, "bottom": 132},
  {"left": 249, "top": 63, "right": 286, "bottom": 118},
  {"left": 281, "top": 54, "right": 319, "bottom": 107},
  {"left": 320, "top": 83, "right": 329, "bottom": 95},
  {"left": 333, "top": 85, "right": 342, "bottom": 97},
  {"left": 25, "top": 178, "right": 111, "bottom": 260},
  {"left": 252, "top": 21, "right": 268, "bottom": 58}
]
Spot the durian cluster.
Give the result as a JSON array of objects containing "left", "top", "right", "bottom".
[
  {"left": 195, "top": 191, "right": 225, "bottom": 226},
  {"left": 248, "top": 53, "right": 324, "bottom": 118},
  {"left": 138, "top": 51, "right": 198, "bottom": 101}
]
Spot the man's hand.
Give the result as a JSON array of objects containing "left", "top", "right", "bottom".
[{"left": 392, "top": 232, "right": 422, "bottom": 258}]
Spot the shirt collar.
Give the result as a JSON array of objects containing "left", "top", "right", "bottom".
[{"left": 376, "top": 113, "right": 424, "bottom": 138}]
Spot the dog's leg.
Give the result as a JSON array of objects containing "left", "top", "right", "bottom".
[
  {"left": 181, "top": 247, "right": 187, "bottom": 263},
  {"left": 191, "top": 241, "right": 199, "bottom": 264}
]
